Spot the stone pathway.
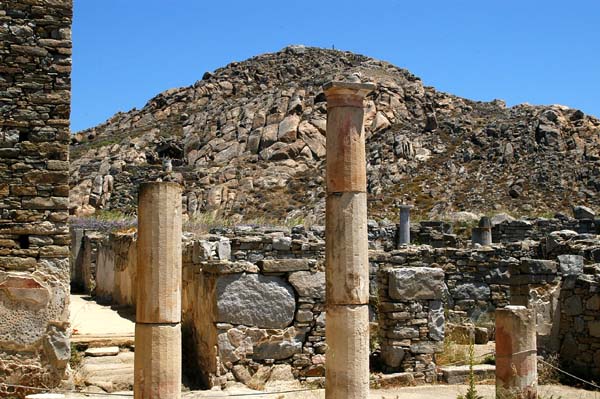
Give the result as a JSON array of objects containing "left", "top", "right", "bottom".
[
  {"left": 69, "top": 294, "right": 136, "bottom": 392},
  {"left": 70, "top": 294, "right": 135, "bottom": 337}
]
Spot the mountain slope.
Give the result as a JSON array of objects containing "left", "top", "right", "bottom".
[{"left": 69, "top": 46, "right": 600, "bottom": 223}]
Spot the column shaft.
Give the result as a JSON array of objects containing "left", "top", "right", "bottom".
[
  {"left": 324, "top": 80, "right": 375, "bottom": 399},
  {"left": 398, "top": 206, "right": 412, "bottom": 246},
  {"left": 136, "top": 182, "right": 182, "bottom": 323},
  {"left": 135, "top": 182, "right": 182, "bottom": 399}
]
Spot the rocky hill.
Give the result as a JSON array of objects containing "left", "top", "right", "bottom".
[{"left": 69, "top": 46, "right": 600, "bottom": 224}]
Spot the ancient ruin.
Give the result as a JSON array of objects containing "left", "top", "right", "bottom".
[
  {"left": 69, "top": 209, "right": 600, "bottom": 393},
  {"left": 1, "top": 1, "right": 600, "bottom": 398}
]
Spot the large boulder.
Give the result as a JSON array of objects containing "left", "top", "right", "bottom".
[{"left": 216, "top": 274, "right": 295, "bottom": 329}]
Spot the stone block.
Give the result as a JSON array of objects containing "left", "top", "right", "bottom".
[
  {"left": 0, "top": 274, "right": 50, "bottom": 306},
  {"left": 259, "top": 258, "right": 310, "bottom": 272},
  {"left": 573, "top": 205, "right": 595, "bottom": 220},
  {"left": 428, "top": 300, "right": 445, "bottom": 341},
  {"left": 589, "top": 321, "right": 600, "bottom": 338},
  {"left": 288, "top": 270, "right": 325, "bottom": 299},
  {"left": 376, "top": 371, "right": 416, "bottom": 387},
  {"left": 520, "top": 258, "right": 557, "bottom": 274},
  {"left": 216, "top": 273, "right": 295, "bottom": 329},
  {"left": 388, "top": 267, "right": 445, "bottom": 300},
  {"left": 564, "top": 295, "right": 583, "bottom": 316},
  {"left": 441, "top": 364, "right": 495, "bottom": 384},
  {"left": 381, "top": 345, "right": 405, "bottom": 368},
  {"left": 85, "top": 347, "right": 119, "bottom": 357},
  {"left": 557, "top": 254, "right": 584, "bottom": 276},
  {"left": 252, "top": 327, "right": 303, "bottom": 360}
]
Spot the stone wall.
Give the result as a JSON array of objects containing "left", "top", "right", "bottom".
[
  {"left": 559, "top": 273, "right": 600, "bottom": 381},
  {"left": 377, "top": 265, "right": 445, "bottom": 383},
  {"left": 181, "top": 228, "right": 326, "bottom": 388},
  {"left": 493, "top": 215, "right": 599, "bottom": 243},
  {"left": 0, "top": 0, "right": 72, "bottom": 396},
  {"left": 371, "top": 246, "right": 517, "bottom": 321},
  {"left": 94, "top": 231, "right": 136, "bottom": 305},
  {"left": 74, "top": 217, "right": 600, "bottom": 388}
]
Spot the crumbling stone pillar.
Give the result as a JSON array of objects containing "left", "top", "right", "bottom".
[
  {"left": 495, "top": 306, "right": 537, "bottom": 399},
  {"left": 324, "top": 79, "right": 375, "bottom": 399},
  {"left": 397, "top": 205, "right": 413, "bottom": 246},
  {"left": 135, "top": 182, "right": 182, "bottom": 398},
  {"left": 472, "top": 216, "right": 492, "bottom": 245}
]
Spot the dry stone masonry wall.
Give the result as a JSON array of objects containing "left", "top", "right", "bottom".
[
  {"left": 73, "top": 210, "right": 600, "bottom": 387},
  {"left": 181, "top": 226, "right": 327, "bottom": 388},
  {"left": 0, "top": 0, "right": 72, "bottom": 396}
]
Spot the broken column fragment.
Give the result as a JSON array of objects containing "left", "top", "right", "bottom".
[{"left": 495, "top": 305, "right": 537, "bottom": 399}]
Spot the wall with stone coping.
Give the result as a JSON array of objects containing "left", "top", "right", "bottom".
[
  {"left": 73, "top": 219, "right": 600, "bottom": 387},
  {"left": 0, "top": 1, "right": 72, "bottom": 396}
]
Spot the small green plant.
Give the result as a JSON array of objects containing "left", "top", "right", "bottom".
[
  {"left": 369, "top": 321, "right": 380, "bottom": 353},
  {"left": 457, "top": 342, "right": 483, "bottom": 399},
  {"left": 481, "top": 353, "right": 495, "bottom": 365},
  {"left": 69, "top": 342, "right": 83, "bottom": 368}
]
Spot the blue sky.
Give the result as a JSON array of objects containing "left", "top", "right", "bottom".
[{"left": 72, "top": 0, "right": 600, "bottom": 132}]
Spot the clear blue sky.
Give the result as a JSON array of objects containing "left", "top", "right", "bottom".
[{"left": 72, "top": 0, "right": 600, "bottom": 132}]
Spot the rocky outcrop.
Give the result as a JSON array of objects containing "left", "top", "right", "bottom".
[{"left": 69, "top": 46, "right": 600, "bottom": 222}]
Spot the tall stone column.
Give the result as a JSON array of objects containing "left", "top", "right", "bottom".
[
  {"left": 135, "top": 182, "right": 182, "bottom": 399},
  {"left": 495, "top": 306, "right": 537, "bottom": 399},
  {"left": 324, "top": 79, "right": 375, "bottom": 399},
  {"left": 397, "top": 205, "right": 413, "bottom": 246}
]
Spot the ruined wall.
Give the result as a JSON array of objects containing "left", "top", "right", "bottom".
[
  {"left": 559, "top": 274, "right": 600, "bottom": 381},
  {"left": 181, "top": 229, "right": 326, "bottom": 388},
  {"left": 493, "top": 216, "right": 599, "bottom": 243},
  {"left": 0, "top": 0, "right": 72, "bottom": 396},
  {"left": 376, "top": 265, "right": 445, "bottom": 383},
  {"left": 77, "top": 217, "right": 600, "bottom": 388}
]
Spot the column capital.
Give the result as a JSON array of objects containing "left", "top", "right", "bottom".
[{"left": 324, "top": 81, "right": 376, "bottom": 108}]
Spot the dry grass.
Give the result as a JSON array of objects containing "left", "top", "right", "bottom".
[{"left": 436, "top": 332, "right": 471, "bottom": 366}]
